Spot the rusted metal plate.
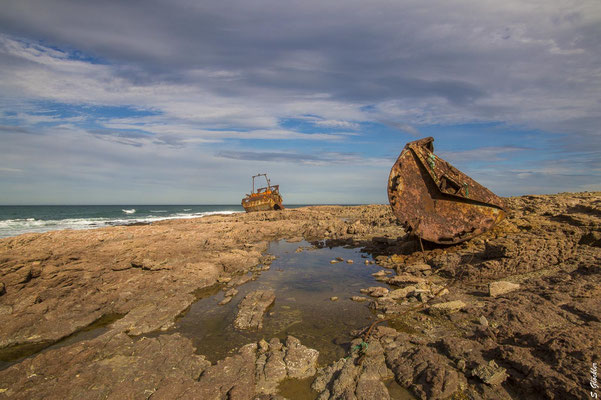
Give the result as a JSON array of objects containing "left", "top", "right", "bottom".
[{"left": 388, "top": 137, "right": 505, "bottom": 244}]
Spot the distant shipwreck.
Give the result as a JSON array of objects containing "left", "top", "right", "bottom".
[{"left": 241, "top": 174, "right": 284, "bottom": 212}]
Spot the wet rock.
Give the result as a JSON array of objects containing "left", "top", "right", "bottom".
[
  {"left": 387, "top": 286, "right": 416, "bottom": 300},
  {"left": 227, "top": 274, "right": 253, "bottom": 287},
  {"left": 471, "top": 360, "right": 508, "bottom": 386},
  {"left": 489, "top": 281, "right": 520, "bottom": 297},
  {"left": 284, "top": 336, "right": 319, "bottom": 379},
  {"left": 346, "top": 259, "right": 354, "bottom": 264},
  {"left": 234, "top": 290, "right": 276, "bottom": 330},
  {"left": 330, "top": 296, "right": 339, "bottom": 301},
  {"left": 363, "top": 287, "right": 389, "bottom": 297},
  {"left": 351, "top": 296, "right": 369, "bottom": 302},
  {"left": 218, "top": 296, "right": 233, "bottom": 305},
  {"left": 255, "top": 340, "right": 287, "bottom": 394},
  {"left": 371, "top": 270, "right": 391, "bottom": 278}
]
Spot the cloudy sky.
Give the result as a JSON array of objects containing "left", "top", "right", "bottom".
[{"left": 1, "top": 0, "right": 600, "bottom": 205}]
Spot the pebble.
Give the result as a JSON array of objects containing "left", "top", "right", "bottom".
[
  {"left": 330, "top": 296, "right": 339, "bottom": 301},
  {"left": 346, "top": 259, "right": 353, "bottom": 264}
]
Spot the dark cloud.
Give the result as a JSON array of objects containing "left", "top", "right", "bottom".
[
  {"left": 87, "top": 129, "right": 150, "bottom": 147},
  {"left": 216, "top": 150, "right": 362, "bottom": 165},
  {"left": 0, "top": 125, "right": 37, "bottom": 134},
  {"left": 1, "top": 0, "right": 598, "bottom": 115}
]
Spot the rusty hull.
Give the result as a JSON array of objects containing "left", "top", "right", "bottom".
[
  {"left": 241, "top": 188, "right": 284, "bottom": 212},
  {"left": 388, "top": 137, "right": 505, "bottom": 244}
]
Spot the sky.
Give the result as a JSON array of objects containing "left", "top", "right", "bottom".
[{"left": 0, "top": 0, "right": 600, "bottom": 205}]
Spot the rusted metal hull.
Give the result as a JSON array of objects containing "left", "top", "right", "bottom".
[
  {"left": 388, "top": 137, "right": 505, "bottom": 244},
  {"left": 241, "top": 193, "right": 284, "bottom": 212}
]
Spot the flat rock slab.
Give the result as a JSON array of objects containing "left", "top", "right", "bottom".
[
  {"left": 387, "top": 274, "right": 425, "bottom": 285},
  {"left": 234, "top": 290, "right": 276, "bottom": 330},
  {"left": 429, "top": 300, "right": 466, "bottom": 314},
  {"left": 489, "top": 281, "right": 520, "bottom": 297}
]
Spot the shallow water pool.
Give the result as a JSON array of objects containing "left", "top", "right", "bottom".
[{"left": 176, "top": 240, "right": 387, "bottom": 365}]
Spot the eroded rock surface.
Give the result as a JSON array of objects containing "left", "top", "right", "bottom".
[
  {"left": 360, "top": 192, "right": 601, "bottom": 399},
  {"left": 0, "top": 334, "right": 318, "bottom": 400},
  {"left": 234, "top": 289, "right": 276, "bottom": 330},
  {"left": 1, "top": 193, "right": 601, "bottom": 399}
]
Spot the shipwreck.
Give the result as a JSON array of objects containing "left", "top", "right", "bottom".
[
  {"left": 388, "top": 137, "right": 506, "bottom": 244},
  {"left": 241, "top": 174, "right": 284, "bottom": 212}
]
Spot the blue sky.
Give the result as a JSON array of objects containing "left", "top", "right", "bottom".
[{"left": 0, "top": 0, "right": 600, "bottom": 204}]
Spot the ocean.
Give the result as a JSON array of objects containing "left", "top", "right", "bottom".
[{"left": 0, "top": 205, "right": 246, "bottom": 239}]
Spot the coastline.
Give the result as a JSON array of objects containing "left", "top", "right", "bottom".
[
  {"left": 0, "top": 205, "right": 246, "bottom": 239},
  {"left": 0, "top": 194, "right": 600, "bottom": 399}
]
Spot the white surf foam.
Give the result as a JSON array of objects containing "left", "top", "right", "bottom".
[{"left": 0, "top": 210, "right": 243, "bottom": 239}]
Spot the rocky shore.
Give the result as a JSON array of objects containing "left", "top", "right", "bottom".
[{"left": 0, "top": 192, "right": 600, "bottom": 399}]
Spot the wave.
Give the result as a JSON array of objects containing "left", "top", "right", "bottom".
[
  {"left": 122, "top": 209, "right": 136, "bottom": 214},
  {"left": 150, "top": 210, "right": 167, "bottom": 213},
  {"left": 0, "top": 210, "right": 243, "bottom": 239}
]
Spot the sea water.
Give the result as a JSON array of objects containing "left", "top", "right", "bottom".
[{"left": 0, "top": 205, "right": 245, "bottom": 239}]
